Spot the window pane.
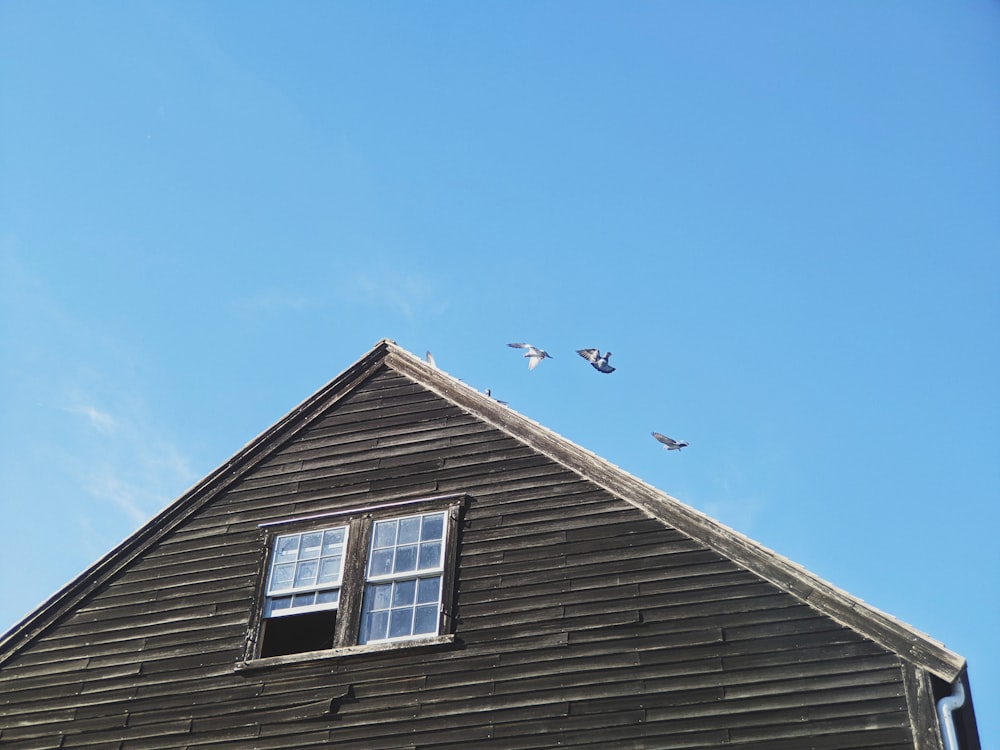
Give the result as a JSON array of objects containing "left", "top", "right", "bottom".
[
  {"left": 370, "top": 583, "right": 392, "bottom": 610},
  {"left": 269, "top": 563, "right": 295, "bottom": 592},
  {"left": 418, "top": 541, "right": 442, "bottom": 570},
  {"left": 421, "top": 513, "right": 444, "bottom": 541},
  {"left": 315, "top": 589, "right": 340, "bottom": 607},
  {"left": 322, "top": 528, "right": 345, "bottom": 550},
  {"left": 365, "top": 610, "right": 389, "bottom": 642},
  {"left": 369, "top": 548, "right": 394, "bottom": 577},
  {"left": 294, "top": 560, "right": 318, "bottom": 587},
  {"left": 392, "top": 579, "right": 416, "bottom": 607},
  {"left": 267, "top": 595, "right": 292, "bottom": 615},
  {"left": 317, "top": 556, "right": 342, "bottom": 585},
  {"left": 373, "top": 519, "right": 397, "bottom": 549},
  {"left": 389, "top": 609, "right": 414, "bottom": 639},
  {"left": 417, "top": 576, "right": 441, "bottom": 605},
  {"left": 292, "top": 592, "right": 316, "bottom": 608},
  {"left": 398, "top": 516, "right": 421, "bottom": 545},
  {"left": 358, "top": 611, "right": 371, "bottom": 643},
  {"left": 299, "top": 532, "right": 323, "bottom": 559},
  {"left": 394, "top": 545, "right": 417, "bottom": 573},
  {"left": 413, "top": 604, "right": 438, "bottom": 635},
  {"left": 275, "top": 535, "right": 300, "bottom": 560}
]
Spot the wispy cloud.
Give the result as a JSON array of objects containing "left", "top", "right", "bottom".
[
  {"left": 65, "top": 402, "right": 117, "bottom": 434},
  {"left": 233, "top": 288, "right": 319, "bottom": 312},
  {"left": 683, "top": 450, "right": 780, "bottom": 536},
  {"left": 701, "top": 495, "right": 768, "bottom": 536},
  {"left": 64, "top": 395, "right": 199, "bottom": 525},
  {"left": 80, "top": 471, "right": 152, "bottom": 525},
  {"left": 2, "top": 247, "right": 199, "bottom": 530},
  {"left": 346, "top": 261, "right": 447, "bottom": 319},
  {"left": 232, "top": 257, "right": 448, "bottom": 322}
]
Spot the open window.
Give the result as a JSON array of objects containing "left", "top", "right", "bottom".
[
  {"left": 246, "top": 494, "right": 465, "bottom": 664},
  {"left": 258, "top": 525, "right": 347, "bottom": 657}
]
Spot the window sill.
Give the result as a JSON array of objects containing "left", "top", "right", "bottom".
[{"left": 235, "top": 634, "right": 456, "bottom": 673}]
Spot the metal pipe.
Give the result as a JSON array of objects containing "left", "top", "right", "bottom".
[{"left": 936, "top": 678, "right": 966, "bottom": 750}]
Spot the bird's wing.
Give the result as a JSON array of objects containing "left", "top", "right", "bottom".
[
  {"left": 508, "top": 342, "right": 531, "bottom": 349},
  {"left": 527, "top": 355, "right": 542, "bottom": 370},
  {"left": 651, "top": 432, "right": 674, "bottom": 446},
  {"left": 425, "top": 351, "right": 437, "bottom": 368},
  {"left": 577, "top": 348, "right": 599, "bottom": 362}
]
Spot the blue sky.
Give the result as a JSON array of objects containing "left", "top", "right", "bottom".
[{"left": 2, "top": 0, "right": 997, "bottom": 741}]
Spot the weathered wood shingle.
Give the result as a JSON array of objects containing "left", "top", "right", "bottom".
[{"left": 0, "top": 341, "right": 978, "bottom": 749}]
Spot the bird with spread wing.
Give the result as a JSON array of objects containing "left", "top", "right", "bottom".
[
  {"left": 576, "top": 348, "right": 615, "bottom": 374},
  {"left": 507, "top": 343, "right": 553, "bottom": 371},
  {"left": 652, "top": 432, "right": 689, "bottom": 451}
]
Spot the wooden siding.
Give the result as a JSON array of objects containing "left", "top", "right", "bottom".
[{"left": 1, "top": 365, "right": 926, "bottom": 748}]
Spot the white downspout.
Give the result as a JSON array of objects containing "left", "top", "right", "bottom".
[{"left": 936, "top": 679, "right": 966, "bottom": 750}]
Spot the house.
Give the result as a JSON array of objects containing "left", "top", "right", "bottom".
[{"left": 0, "top": 340, "right": 981, "bottom": 749}]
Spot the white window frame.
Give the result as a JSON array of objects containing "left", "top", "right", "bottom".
[
  {"left": 359, "top": 510, "right": 448, "bottom": 645},
  {"left": 263, "top": 524, "right": 349, "bottom": 618}
]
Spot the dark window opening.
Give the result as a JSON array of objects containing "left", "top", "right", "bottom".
[{"left": 259, "top": 610, "right": 337, "bottom": 658}]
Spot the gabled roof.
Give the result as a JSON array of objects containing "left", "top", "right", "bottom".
[{"left": 0, "top": 339, "right": 966, "bottom": 681}]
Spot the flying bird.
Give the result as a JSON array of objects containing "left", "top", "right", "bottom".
[
  {"left": 652, "top": 432, "right": 689, "bottom": 451},
  {"left": 576, "top": 348, "right": 615, "bottom": 374},
  {"left": 507, "top": 343, "right": 553, "bottom": 371}
]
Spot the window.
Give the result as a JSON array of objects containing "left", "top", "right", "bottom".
[
  {"left": 266, "top": 526, "right": 347, "bottom": 615},
  {"left": 246, "top": 495, "right": 464, "bottom": 664},
  {"left": 360, "top": 512, "right": 445, "bottom": 644},
  {"left": 258, "top": 526, "right": 347, "bottom": 657}
]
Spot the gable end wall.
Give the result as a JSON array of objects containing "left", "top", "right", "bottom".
[{"left": 0, "top": 365, "right": 937, "bottom": 748}]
